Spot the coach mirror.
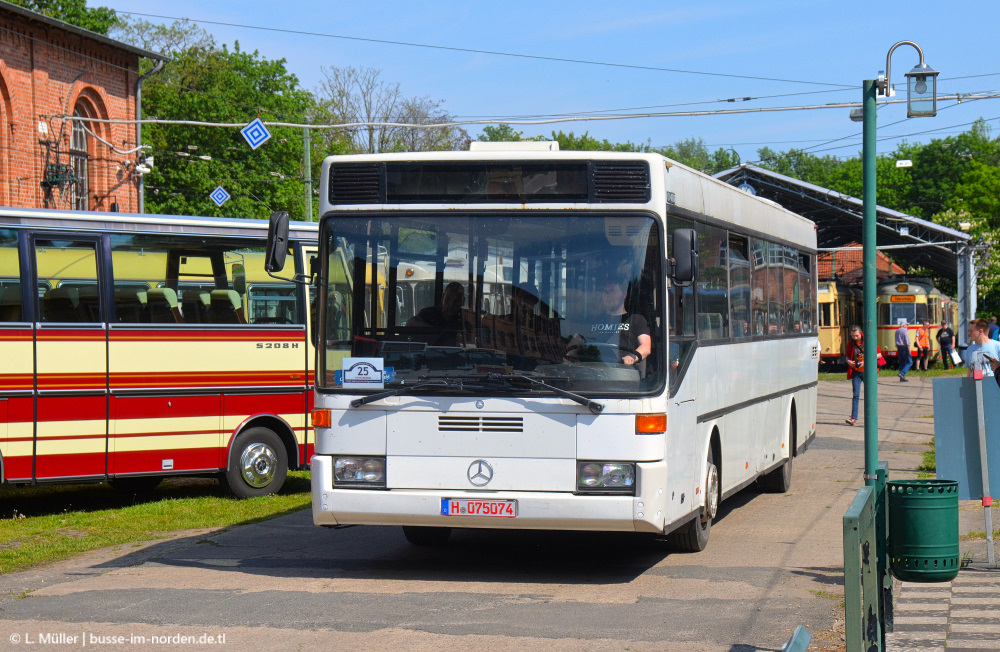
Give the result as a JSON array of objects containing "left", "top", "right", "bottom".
[
  {"left": 670, "top": 227, "right": 697, "bottom": 285},
  {"left": 265, "top": 211, "right": 290, "bottom": 273}
]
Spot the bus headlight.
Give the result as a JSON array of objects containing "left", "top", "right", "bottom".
[
  {"left": 334, "top": 456, "right": 386, "bottom": 488},
  {"left": 577, "top": 462, "right": 635, "bottom": 494}
]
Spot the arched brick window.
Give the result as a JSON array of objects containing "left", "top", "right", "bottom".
[{"left": 70, "top": 104, "right": 91, "bottom": 211}]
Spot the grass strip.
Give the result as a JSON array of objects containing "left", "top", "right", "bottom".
[{"left": 0, "top": 472, "right": 310, "bottom": 574}]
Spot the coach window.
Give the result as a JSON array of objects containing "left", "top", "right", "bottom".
[
  {"left": 749, "top": 238, "right": 767, "bottom": 337},
  {"left": 799, "top": 253, "right": 815, "bottom": 333},
  {"left": 0, "top": 230, "right": 22, "bottom": 322},
  {"left": 766, "top": 242, "right": 786, "bottom": 334},
  {"left": 728, "top": 234, "right": 750, "bottom": 338},
  {"left": 782, "top": 246, "right": 800, "bottom": 333},
  {"left": 696, "top": 222, "right": 728, "bottom": 340},
  {"left": 109, "top": 234, "right": 299, "bottom": 325},
  {"left": 36, "top": 240, "right": 100, "bottom": 323}
]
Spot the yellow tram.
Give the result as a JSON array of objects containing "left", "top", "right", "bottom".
[
  {"left": 877, "top": 278, "right": 953, "bottom": 367},
  {"left": 817, "top": 280, "right": 862, "bottom": 366}
]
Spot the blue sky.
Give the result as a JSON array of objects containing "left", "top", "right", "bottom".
[{"left": 108, "top": 0, "right": 999, "bottom": 165}]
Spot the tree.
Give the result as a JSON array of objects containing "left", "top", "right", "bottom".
[
  {"left": 109, "top": 17, "right": 215, "bottom": 66},
  {"left": 312, "top": 66, "right": 468, "bottom": 154},
  {"left": 477, "top": 124, "right": 525, "bottom": 142},
  {"left": 9, "top": 0, "right": 116, "bottom": 34},
  {"left": 137, "top": 41, "right": 316, "bottom": 219}
]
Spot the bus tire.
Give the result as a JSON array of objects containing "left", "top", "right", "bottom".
[
  {"left": 109, "top": 476, "right": 162, "bottom": 494},
  {"left": 759, "top": 421, "right": 794, "bottom": 494},
  {"left": 402, "top": 526, "right": 452, "bottom": 546},
  {"left": 668, "top": 448, "right": 718, "bottom": 553},
  {"left": 222, "top": 427, "right": 287, "bottom": 498}
]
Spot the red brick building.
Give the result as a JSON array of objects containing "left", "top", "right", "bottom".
[
  {"left": 818, "top": 242, "right": 906, "bottom": 284},
  {"left": 0, "top": 1, "right": 167, "bottom": 212}
]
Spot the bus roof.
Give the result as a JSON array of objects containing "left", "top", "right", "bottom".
[
  {"left": 319, "top": 151, "right": 817, "bottom": 252},
  {"left": 0, "top": 206, "right": 317, "bottom": 239}
]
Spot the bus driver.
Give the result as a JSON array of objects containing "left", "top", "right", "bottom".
[{"left": 565, "top": 275, "right": 651, "bottom": 374}]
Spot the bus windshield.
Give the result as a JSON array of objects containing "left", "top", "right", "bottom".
[{"left": 319, "top": 213, "right": 663, "bottom": 395}]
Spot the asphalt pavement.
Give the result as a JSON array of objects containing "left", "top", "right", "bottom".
[{"left": 0, "top": 376, "right": 996, "bottom": 651}]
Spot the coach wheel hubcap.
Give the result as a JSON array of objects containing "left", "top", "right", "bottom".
[
  {"left": 704, "top": 463, "right": 719, "bottom": 521},
  {"left": 241, "top": 442, "right": 278, "bottom": 488}
]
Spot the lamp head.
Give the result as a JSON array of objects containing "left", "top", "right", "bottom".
[{"left": 904, "top": 63, "right": 939, "bottom": 117}]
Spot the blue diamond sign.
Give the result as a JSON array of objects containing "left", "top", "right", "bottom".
[
  {"left": 241, "top": 117, "right": 272, "bottom": 150},
  {"left": 210, "top": 185, "right": 231, "bottom": 207}
]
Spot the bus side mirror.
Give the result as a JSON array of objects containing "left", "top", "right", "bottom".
[
  {"left": 265, "top": 211, "right": 290, "bottom": 273},
  {"left": 670, "top": 228, "right": 697, "bottom": 285}
]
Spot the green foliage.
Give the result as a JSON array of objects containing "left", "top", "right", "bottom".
[
  {"left": 140, "top": 42, "right": 315, "bottom": 220},
  {"left": 549, "top": 130, "right": 650, "bottom": 152},
  {"left": 9, "top": 0, "right": 117, "bottom": 34},
  {"left": 478, "top": 124, "right": 525, "bottom": 142}
]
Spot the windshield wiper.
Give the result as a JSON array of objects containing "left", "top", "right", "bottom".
[
  {"left": 349, "top": 374, "right": 604, "bottom": 415},
  {"left": 349, "top": 379, "right": 477, "bottom": 408},
  {"left": 484, "top": 373, "right": 605, "bottom": 414}
]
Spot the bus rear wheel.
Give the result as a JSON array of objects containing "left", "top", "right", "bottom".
[
  {"left": 667, "top": 448, "right": 718, "bottom": 553},
  {"left": 222, "top": 427, "right": 287, "bottom": 498},
  {"left": 402, "top": 526, "right": 452, "bottom": 546}
]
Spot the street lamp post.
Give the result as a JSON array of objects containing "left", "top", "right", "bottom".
[
  {"left": 862, "top": 41, "right": 939, "bottom": 489},
  {"left": 848, "top": 41, "right": 938, "bottom": 652}
]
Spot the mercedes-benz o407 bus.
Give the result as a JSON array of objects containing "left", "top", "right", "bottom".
[{"left": 267, "top": 144, "right": 818, "bottom": 550}]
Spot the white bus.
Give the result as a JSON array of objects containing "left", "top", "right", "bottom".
[{"left": 272, "top": 145, "right": 818, "bottom": 550}]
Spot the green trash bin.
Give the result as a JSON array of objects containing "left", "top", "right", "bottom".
[{"left": 887, "top": 479, "right": 960, "bottom": 583}]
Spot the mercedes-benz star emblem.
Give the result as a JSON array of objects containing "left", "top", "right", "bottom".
[{"left": 467, "top": 459, "right": 494, "bottom": 487}]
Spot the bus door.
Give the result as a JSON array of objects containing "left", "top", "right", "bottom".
[
  {"left": 303, "top": 245, "right": 318, "bottom": 465},
  {"left": 32, "top": 235, "right": 108, "bottom": 481},
  {"left": 1, "top": 228, "right": 33, "bottom": 481}
]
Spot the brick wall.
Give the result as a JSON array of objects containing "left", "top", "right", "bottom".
[{"left": 0, "top": 9, "right": 142, "bottom": 212}]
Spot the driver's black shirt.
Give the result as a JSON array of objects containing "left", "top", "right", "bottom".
[{"left": 590, "top": 313, "right": 650, "bottom": 355}]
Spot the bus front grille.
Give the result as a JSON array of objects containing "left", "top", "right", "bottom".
[{"left": 438, "top": 416, "right": 524, "bottom": 433}]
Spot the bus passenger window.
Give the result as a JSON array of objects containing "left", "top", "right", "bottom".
[{"left": 0, "top": 230, "right": 21, "bottom": 322}]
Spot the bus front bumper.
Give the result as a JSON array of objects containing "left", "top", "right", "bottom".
[{"left": 310, "top": 454, "right": 667, "bottom": 533}]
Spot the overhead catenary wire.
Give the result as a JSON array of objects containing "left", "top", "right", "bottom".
[
  {"left": 53, "top": 91, "right": 1000, "bottom": 132},
  {"left": 118, "top": 11, "right": 856, "bottom": 89}
]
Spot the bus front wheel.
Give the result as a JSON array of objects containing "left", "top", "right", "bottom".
[
  {"left": 222, "top": 427, "right": 288, "bottom": 498},
  {"left": 667, "top": 448, "right": 718, "bottom": 553}
]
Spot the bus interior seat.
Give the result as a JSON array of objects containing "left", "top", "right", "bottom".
[
  {"left": 146, "top": 288, "right": 183, "bottom": 323},
  {"left": 114, "top": 288, "right": 147, "bottom": 323},
  {"left": 180, "top": 291, "right": 210, "bottom": 323},
  {"left": 75, "top": 285, "right": 101, "bottom": 321},
  {"left": 209, "top": 289, "right": 246, "bottom": 324},
  {"left": 41, "top": 286, "right": 82, "bottom": 322},
  {"left": 0, "top": 284, "right": 22, "bottom": 322}
]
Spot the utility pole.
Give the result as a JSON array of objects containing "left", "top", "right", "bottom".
[{"left": 303, "top": 127, "right": 313, "bottom": 222}]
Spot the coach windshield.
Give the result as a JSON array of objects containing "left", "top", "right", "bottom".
[{"left": 317, "top": 213, "right": 664, "bottom": 396}]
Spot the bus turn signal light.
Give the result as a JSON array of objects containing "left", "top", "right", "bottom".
[
  {"left": 635, "top": 414, "right": 666, "bottom": 434},
  {"left": 311, "top": 409, "right": 331, "bottom": 428}
]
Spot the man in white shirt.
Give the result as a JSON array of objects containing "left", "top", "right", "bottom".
[{"left": 964, "top": 317, "right": 1000, "bottom": 377}]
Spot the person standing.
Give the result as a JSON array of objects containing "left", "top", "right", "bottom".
[
  {"left": 896, "top": 319, "right": 912, "bottom": 382},
  {"left": 989, "top": 316, "right": 1000, "bottom": 341},
  {"left": 936, "top": 320, "right": 956, "bottom": 370},
  {"left": 965, "top": 318, "right": 1000, "bottom": 377},
  {"left": 915, "top": 320, "right": 931, "bottom": 371},
  {"left": 845, "top": 325, "right": 884, "bottom": 425}
]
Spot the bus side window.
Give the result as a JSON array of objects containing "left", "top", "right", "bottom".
[{"left": 0, "top": 230, "right": 22, "bottom": 322}]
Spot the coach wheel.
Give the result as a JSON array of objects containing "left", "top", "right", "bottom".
[
  {"left": 667, "top": 448, "right": 718, "bottom": 553},
  {"left": 109, "top": 476, "right": 163, "bottom": 494},
  {"left": 402, "top": 526, "right": 452, "bottom": 546},
  {"left": 223, "top": 427, "right": 288, "bottom": 498}
]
